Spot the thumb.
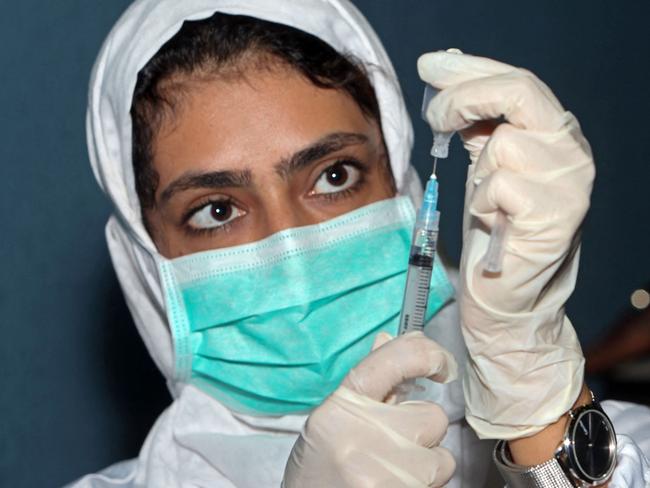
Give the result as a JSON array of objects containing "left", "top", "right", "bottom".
[{"left": 343, "top": 332, "right": 458, "bottom": 401}]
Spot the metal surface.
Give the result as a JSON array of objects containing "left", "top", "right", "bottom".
[{"left": 493, "top": 399, "right": 617, "bottom": 487}]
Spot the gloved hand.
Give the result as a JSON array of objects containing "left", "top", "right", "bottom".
[
  {"left": 282, "top": 331, "right": 457, "bottom": 488},
  {"left": 418, "top": 51, "right": 593, "bottom": 440}
]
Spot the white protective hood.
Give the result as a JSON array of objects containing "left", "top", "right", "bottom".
[{"left": 87, "top": 0, "right": 423, "bottom": 387}]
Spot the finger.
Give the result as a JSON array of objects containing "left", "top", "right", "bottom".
[
  {"left": 475, "top": 184, "right": 593, "bottom": 247},
  {"left": 391, "top": 401, "right": 449, "bottom": 448},
  {"left": 342, "top": 332, "right": 458, "bottom": 401},
  {"left": 458, "top": 119, "right": 501, "bottom": 164},
  {"left": 418, "top": 51, "right": 515, "bottom": 88},
  {"left": 427, "top": 70, "right": 565, "bottom": 133},
  {"left": 418, "top": 51, "right": 564, "bottom": 122},
  {"left": 426, "top": 447, "right": 456, "bottom": 487},
  {"left": 473, "top": 119, "right": 594, "bottom": 181},
  {"left": 469, "top": 166, "right": 592, "bottom": 241},
  {"left": 472, "top": 123, "right": 529, "bottom": 180},
  {"left": 469, "top": 169, "right": 535, "bottom": 223}
]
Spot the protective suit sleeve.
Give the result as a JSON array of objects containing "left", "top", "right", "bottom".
[{"left": 602, "top": 400, "right": 650, "bottom": 487}]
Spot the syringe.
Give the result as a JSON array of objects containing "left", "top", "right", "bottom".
[
  {"left": 394, "top": 87, "right": 444, "bottom": 400},
  {"left": 397, "top": 86, "right": 447, "bottom": 337},
  {"left": 394, "top": 176, "right": 439, "bottom": 399}
]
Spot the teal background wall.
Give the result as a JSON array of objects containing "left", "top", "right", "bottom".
[{"left": 1, "top": 1, "right": 648, "bottom": 486}]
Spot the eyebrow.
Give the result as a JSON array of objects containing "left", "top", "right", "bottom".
[
  {"left": 275, "top": 132, "right": 368, "bottom": 179},
  {"left": 160, "top": 169, "right": 252, "bottom": 204},
  {"left": 158, "top": 132, "right": 368, "bottom": 205}
]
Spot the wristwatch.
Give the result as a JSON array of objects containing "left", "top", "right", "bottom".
[{"left": 494, "top": 392, "right": 617, "bottom": 487}]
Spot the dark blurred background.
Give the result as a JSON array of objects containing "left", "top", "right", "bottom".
[{"left": 1, "top": 1, "right": 648, "bottom": 486}]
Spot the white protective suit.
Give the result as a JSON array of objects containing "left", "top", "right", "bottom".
[{"left": 71, "top": 0, "right": 650, "bottom": 486}]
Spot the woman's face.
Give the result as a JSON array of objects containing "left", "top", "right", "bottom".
[{"left": 145, "top": 66, "right": 395, "bottom": 258}]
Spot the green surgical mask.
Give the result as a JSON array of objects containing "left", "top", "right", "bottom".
[{"left": 159, "top": 197, "right": 453, "bottom": 416}]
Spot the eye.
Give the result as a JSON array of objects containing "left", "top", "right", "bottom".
[
  {"left": 188, "top": 199, "right": 244, "bottom": 230},
  {"left": 312, "top": 162, "right": 361, "bottom": 195}
]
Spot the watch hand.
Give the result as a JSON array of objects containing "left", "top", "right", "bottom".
[{"left": 594, "top": 420, "right": 606, "bottom": 443}]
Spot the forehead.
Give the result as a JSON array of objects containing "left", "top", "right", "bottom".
[{"left": 152, "top": 66, "right": 379, "bottom": 183}]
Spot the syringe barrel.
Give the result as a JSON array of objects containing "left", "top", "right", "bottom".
[
  {"left": 409, "top": 228, "right": 437, "bottom": 259},
  {"left": 398, "top": 225, "right": 439, "bottom": 335}
]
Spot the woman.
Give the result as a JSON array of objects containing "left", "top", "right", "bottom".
[{"left": 72, "top": 0, "right": 650, "bottom": 486}]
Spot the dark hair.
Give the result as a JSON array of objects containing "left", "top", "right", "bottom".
[{"left": 131, "top": 12, "right": 385, "bottom": 212}]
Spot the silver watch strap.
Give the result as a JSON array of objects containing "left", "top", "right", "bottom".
[{"left": 493, "top": 440, "right": 574, "bottom": 488}]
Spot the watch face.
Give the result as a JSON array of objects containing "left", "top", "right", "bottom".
[{"left": 570, "top": 408, "right": 616, "bottom": 481}]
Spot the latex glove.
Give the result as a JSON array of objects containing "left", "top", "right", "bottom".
[
  {"left": 283, "top": 331, "right": 457, "bottom": 488},
  {"left": 418, "top": 51, "right": 593, "bottom": 440}
]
